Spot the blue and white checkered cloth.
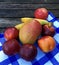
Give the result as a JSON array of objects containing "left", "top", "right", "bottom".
[{"left": 0, "top": 12, "right": 59, "bottom": 65}]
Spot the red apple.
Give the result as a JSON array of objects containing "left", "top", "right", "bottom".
[
  {"left": 4, "top": 27, "right": 19, "bottom": 40},
  {"left": 34, "top": 8, "right": 48, "bottom": 19}
]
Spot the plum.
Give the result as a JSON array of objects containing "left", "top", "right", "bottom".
[
  {"left": 42, "top": 25, "right": 55, "bottom": 37},
  {"left": 2, "top": 39, "right": 20, "bottom": 55},
  {"left": 19, "top": 44, "right": 37, "bottom": 61}
]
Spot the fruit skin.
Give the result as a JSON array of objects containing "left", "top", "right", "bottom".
[
  {"left": 21, "top": 17, "right": 33, "bottom": 23},
  {"left": 4, "top": 27, "right": 19, "bottom": 40},
  {"left": 35, "top": 19, "right": 51, "bottom": 25},
  {"left": 2, "top": 39, "right": 20, "bottom": 55},
  {"left": 15, "top": 23, "right": 24, "bottom": 30},
  {"left": 21, "top": 17, "right": 50, "bottom": 25},
  {"left": 19, "top": 20, "right": 42, "bottom": 44},
  {"left": 38, "top": 36, "right": 56, "bottom": 53},
  {"left": 34, "top": 8, "right": 48, "bottom": 19},
  {"left": 42, "top": 25, "right": 55, "bottom": 37},
  {"left": 19, "top": 44, "right": 37, "bottom": 61}
]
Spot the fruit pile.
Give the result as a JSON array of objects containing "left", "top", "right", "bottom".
[{"left": 2, "top": 8, "right": 56, "bottom": 61}]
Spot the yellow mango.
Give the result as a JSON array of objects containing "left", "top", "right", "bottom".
[
  {"left": 15, "top": 23, "right": 24, "bottom": 30},
  {"left": 21, "top": 17, "right": 33, "bottom": 23},
  {"left": 21, "top": 17, "right": 51, "bottom": 25}
]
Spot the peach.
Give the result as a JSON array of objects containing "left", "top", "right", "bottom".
[{"left": 38, "top": 36, "right": 56, "bottom": 53}]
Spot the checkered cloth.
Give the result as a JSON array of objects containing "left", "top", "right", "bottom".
[{"left": 0, "top": 12, "right": 59, "bottom": 65}]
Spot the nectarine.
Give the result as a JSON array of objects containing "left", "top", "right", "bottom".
[
  {"left": 38, "top": 36, "right": 56, "bottom": 53},
  {"left": 34, "top": 8, "right": 48, "bottom": 19},
  {"left": 4, "top": 27, "right": 19, "bottom": 40}
]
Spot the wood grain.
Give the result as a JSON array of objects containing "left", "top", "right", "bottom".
[
  {"left": 0, "top": 0, "right": 59, "bottom": 33},
  {"left": 0, "top": 9, "right": 58, "bottom": 18},
  {"left": 0, "top": 3, "right": 58, "bottom": 9},
  {"left": 0, "top": 3, "right": 58, "bottom": 17},
  {"left": 0, "top": 0, "right": 59, "bottom": 4},
  {"left": 0, "top": 18, "right": 20, "bottom": 33}
]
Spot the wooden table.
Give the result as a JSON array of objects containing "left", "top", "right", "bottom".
[{"left": 0, "top": 0, "right": 59, "bottom": 33}]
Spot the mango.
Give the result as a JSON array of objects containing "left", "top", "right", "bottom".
[
  {"left": 15, "top": 23, "right": 24, "bottom": 30},
  {"left": 35, "top": 19, "right": 49, "bottom": 25},
  {"left": 19, "top": 19, "right": 42, "bottom": 44},
  {"left": 21, "top": 17, "right": 33, "bottom": 23},
  {"left": 21, "top": 17, "right": 51, "bottom": 25}
]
